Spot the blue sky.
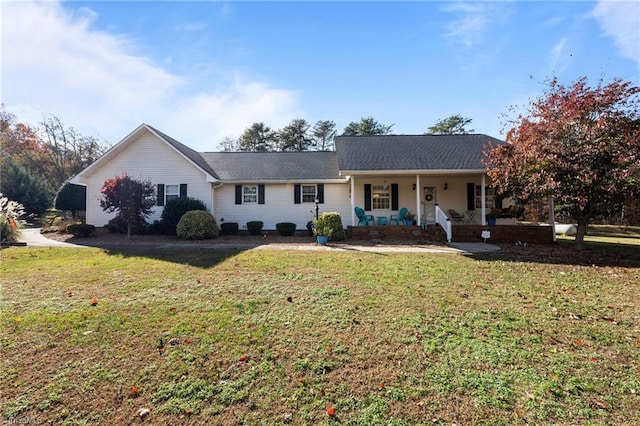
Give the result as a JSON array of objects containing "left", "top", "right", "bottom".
[{"left": 2, "top": 1, "right": 638, "bottom": 151}]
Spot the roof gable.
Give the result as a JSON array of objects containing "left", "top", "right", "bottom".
[
  {"left": 71, "top": 124, "right": 219, "bottom": 184},
  {"left": 335, "top": 134, "right": 504, "bottom": 172}
]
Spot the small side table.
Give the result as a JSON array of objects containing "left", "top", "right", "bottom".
[{"left": 377, "top": 216, "right": 388, "bottom": 226}]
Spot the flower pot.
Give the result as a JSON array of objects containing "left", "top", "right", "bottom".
[
  {"left": 487, "top": 216, "right": 496, "bottom": 226},
  {"left": 317, "top": 235, "right": 328, "bottom": 245},
  {"left": 404, "top": 219, "right": 413, "bottom": 226}
]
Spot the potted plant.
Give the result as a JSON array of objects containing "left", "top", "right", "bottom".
[
  {"left": 404, "top": 212, "right": 415, "bottom": 226},
  {"left": 314, "top": 221, "right": 329, "bottom": 245},
  {"left": 486, "top": 211, "right": 497, "bottom": 226},
  {"left": 313, "top": 212, "right": 345, "bottom": 245}
]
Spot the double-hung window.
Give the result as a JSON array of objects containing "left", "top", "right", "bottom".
[
  {"left": 372, "top": 185, "right": 390, "bottom": 209},
  {"left": 302, "top": 185, "right": 317, "bottom": 203},
  {"left": 165, "top": 185, "right": 180, "bottom": 203},
  {"left": 243, "top": 185, "right": 258, "bottom": 204}
]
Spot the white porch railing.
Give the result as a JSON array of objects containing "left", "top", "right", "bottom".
[{"left": 434, "top": 204, "right": 452, "bottom": 243}]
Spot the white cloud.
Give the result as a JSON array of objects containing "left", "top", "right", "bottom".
[
  {"left": 1, "top": 1, "right": 299, "bottom": 151},
  {"left": 442, "top": 2, "right": 511, "bottom": 49},
  {"left": 549, "top": 38, "right": 572, "bottom": 74},
  {"left": 592, "top": 0, "right": 640, "bottom": 66}
]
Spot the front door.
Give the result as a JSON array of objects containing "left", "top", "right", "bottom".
[{"left": 422, "top": 186, "right": 437, "bottom": 223}]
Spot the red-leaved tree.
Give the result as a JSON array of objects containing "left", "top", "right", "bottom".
[
  {"left": 484, "top": 77, "right": 640, "bottom": 249},
  {"left": 99, "top": 174, "right": 155, "bottom": 237}
]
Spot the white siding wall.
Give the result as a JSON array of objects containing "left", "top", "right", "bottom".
[
  {"left": 213, "top": 182, "right": 351, "bottom": 231},
  {"left": 83, "top": 131, "right": 214, "bottom": 226}
]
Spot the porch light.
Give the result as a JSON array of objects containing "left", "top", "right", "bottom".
[
  {"left": 444, "top": 182, "right": 448, "bottom": 190},
  {"left": 412, "top": 183, "right": 416, "bottom": 190},
  {"left": 314, "top": 198, "right": 319, "bottom": 219}
]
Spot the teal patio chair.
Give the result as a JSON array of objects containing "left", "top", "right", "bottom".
[
  {"left": 355, "top": 206, "right": 375, "bottom": 226},
  {"left": 389, "top": 207, "right": 409, "bottom": 225}
]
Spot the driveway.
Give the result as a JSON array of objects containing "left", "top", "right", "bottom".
[{"left": 17, "top": 228, "right": 500, "bottom": 253}]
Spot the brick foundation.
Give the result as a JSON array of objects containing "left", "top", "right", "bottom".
[{"left": 347, "top": 224, "right": 554, "bottom": 244}]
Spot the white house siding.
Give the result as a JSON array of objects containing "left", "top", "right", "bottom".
[
  {"left": 213, "top": 182, "right": 351, "bottom": 231},
  {"left": 81, "top": 131, "right": 214, "bottom": 226}
]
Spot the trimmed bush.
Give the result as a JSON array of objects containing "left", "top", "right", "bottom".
[
  {"left": 313, "top": 212, "right": 346, "bottom": 241},
  {"left": 66, "top": 223, "right": 96, "bottom": 237},
  {"left": 220, "top": 222, "right": 239, "bottom": 236},
  {"left": 161, "top": 197, "right": 207, "bottom": 234},
  {"left": 246, "top": 221, "right": 264, "bottom": 236},
  {"left": 276, "top": 222, "right": 297, "bottom": 236},
  {"left": 176, "top": 210, "right": 219, "bottom": 240}
]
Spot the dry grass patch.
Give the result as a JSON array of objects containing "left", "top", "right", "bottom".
[{"left": 1, "top": 244, "right": 639, "bottom": 425}]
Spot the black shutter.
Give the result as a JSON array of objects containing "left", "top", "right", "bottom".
[
  {"left": 235, "top": 185, "right": 242, "bottom": 205},
  {"left": 467, "top": 183, "right": 475, "bottom": 211},
  {"left": 391, "top": 183, "right": 398, "bottom": 211},
  {"left": 364, "top": 184, "right": 372, "bottom": 211},
  {"left": 258, "top": 184, "right": 265, "bottom": 204},
  {"left": 179, "top": 184, "right": 187, "bottom": 198},
  {"left": 157, "top": 184, "right": 165, "bottom": 206},
  {"left": 294, "top": 184, "right": 301, "bottom": 204},
  {"left": 317, "top": 184, "right": 324, "bottom": 204}
]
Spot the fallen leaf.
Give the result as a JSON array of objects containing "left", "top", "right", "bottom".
[
  {"left": 326, "top": 406, "right": 335, "bottom": 417},
  {"left": 239, "top": 355, "right": 249, "bottom": 362},
  {"left": 67, "top": 291, "right": 73, "bottom": 297},
  {"left": 90, "top": 298, "right": 98, "bottom": 306}
]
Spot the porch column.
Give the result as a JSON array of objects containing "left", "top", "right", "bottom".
[
  {"left": 481, "top": 174, "right": 486, "bottom": 226},
  {"left": 350, "top": 176, "right": 356, "bottom": 226},
  {"left": 548, "top": 195, "right": 557, "bottom": 243},
  {"left": 415, "top": 175, "right": 421, "bottom": 226}
]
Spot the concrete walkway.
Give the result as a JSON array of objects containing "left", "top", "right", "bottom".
[{"left": 16, "top": 228, "right": 500, "bottom": 254}]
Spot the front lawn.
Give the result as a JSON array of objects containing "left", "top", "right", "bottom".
[{"left": 1, "top": 244, "right": 639, "bottom": 425}]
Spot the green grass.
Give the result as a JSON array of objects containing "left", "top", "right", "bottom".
[{"left": 1, "top": 243, "right": 639, "bottom": 425}]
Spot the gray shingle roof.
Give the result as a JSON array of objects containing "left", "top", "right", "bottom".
[
  {"left": 335, "top": 134, "right": 504, "bottom": 172},
  {"left": 200, "top": 151, "right": 341, "bottom": 181}
]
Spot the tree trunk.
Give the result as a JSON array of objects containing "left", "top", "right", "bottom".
[{"left": 574, "top": 216, "right": 589, "bottom": 250}]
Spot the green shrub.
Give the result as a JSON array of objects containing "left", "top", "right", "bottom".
[
  {"left": 0, "top": 217, "right": 19, "bottom": 244},
  {"left": 161, "top": 197, "right": 207, "bottom": 234},
  {"left": 66, "top": 223, "right": 96, "bottom": 237},
  {"left": 276, "top": 222, "right": 297, "bottom": 236},
  {"left": 220, "top": 222, "right": 239, "bottom": 236},
  {"left": 313, "top": 212, "right": 345, "bottom": 241},
  {"left": 246, "top": 221, "right": 264, "bottom": 236},
  {"left": 176, "top": 210, "right": 219, "bottom": 240}
]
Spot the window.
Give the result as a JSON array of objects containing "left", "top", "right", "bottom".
[
  {"left": 243, "top": 185, "right": 258, "bottom": 204},
  {"left": 475, "top": 185, "right": 496, "bottom": 209},
  {"left": 302, "top": 185, "right": 317, "bottom": 203},
  {"left": 165, "top": 185, "right": 180, "bottom": 202},
  {"left": 372, "top": 185, "right": 390, "bottom": 209}
]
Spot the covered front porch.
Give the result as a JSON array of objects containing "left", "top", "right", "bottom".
[{"left": 345, "top": 172, "right": 511, "bottom": 242}]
